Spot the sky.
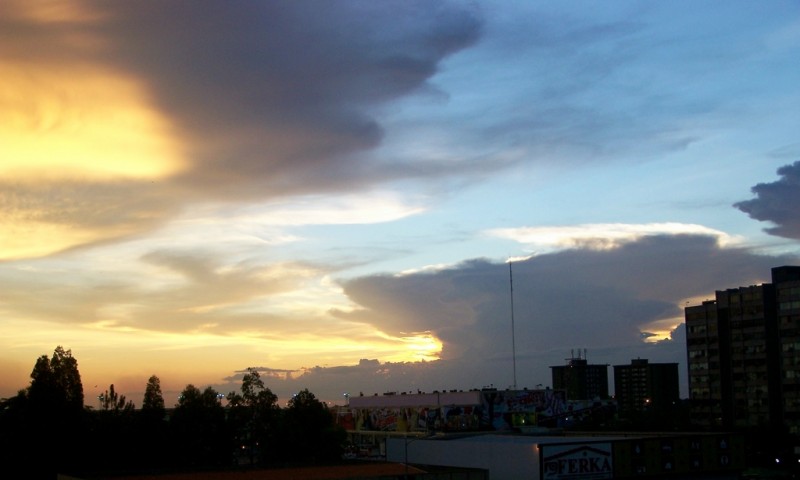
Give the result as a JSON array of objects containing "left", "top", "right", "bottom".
[{"left": 2, "top": 0, "right": 800, "bottom": 408}]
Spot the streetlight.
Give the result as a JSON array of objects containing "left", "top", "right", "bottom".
[{"left": 404, "top": 435, "right": 414, "bottom": 480}]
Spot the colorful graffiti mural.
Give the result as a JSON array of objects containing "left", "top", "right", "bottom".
[
  {"left": 480, "top": 389, "right": 569, "bottom": 430},
  {"left": 336, "top": 389, "right": 599, "bottom": 433}
]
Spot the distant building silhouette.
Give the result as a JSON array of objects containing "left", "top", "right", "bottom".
[
  {"left": 613, "top": 358, "right": 679, "bottom": 419},
  {"left": 550, "top": 350, "right": 609, "bottom": 400},
  {"left": 685, "top": 265, "right": 800, "bottom": 432}
]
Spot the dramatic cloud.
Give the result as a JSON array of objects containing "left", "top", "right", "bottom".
[
  {"left": 88, "top": 0, "right": 484, "bottom": 196},
  {"left": 486, "top": 222, "right": 737, "bottom": 253},
  {"left": 0, "top": 181, "right": 178, "bottom": 260},
  {"left": 0, "top": 0, "right": 482, "bottom": 259},
  {"left": 320, "top": 234, "right": 796, "bottom": 399},
  {"left": 735, "top": 161, "right": 800, "bottom": 240},
  {"left": 2, "top": 1, "right": 799, "bottom": 408}
]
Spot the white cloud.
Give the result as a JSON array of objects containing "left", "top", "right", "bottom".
[
  {"left": 486, "top": 222, "right": 738, "bottom": 252},
  {"left": 233, "top": 192, "right": 427, "bottom": 227}
]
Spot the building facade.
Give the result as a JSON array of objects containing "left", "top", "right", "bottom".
[
  {"left": 550, "top": 352, "right": 609, "bottom": 400},
  {"left": 776, "top": 266, "right": 800, "bottom": 433},
  {"left": 385, "top": 431, "right": 745, "bottom": 480},
  {"left": 613, "top": 359, "right": 679, "bottom": 419},
  {"left": 685, "top": 266, "right": 800, "bottom": 432},
  {"left": 337, "top": 388, "right": 618, "bottom": 459}
]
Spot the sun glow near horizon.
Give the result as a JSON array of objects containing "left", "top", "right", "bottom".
[{"left": 0, "top": 310, "right": 444, "bottom": 400}]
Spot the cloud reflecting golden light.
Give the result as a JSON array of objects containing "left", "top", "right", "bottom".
[
  {"left": 640, "top": 316, "right": 682, "bottom": 343},
  {"left": 401, "top": 332, "right": 443, "bottom": 361},
  {"left": 487, "top": 223, "right": 738, "bottom": 252},
  {"left": 0, "top": 64, "right": 184, "bottom": 180},
  {"left": 0, "top": 59, "right": 185, "bottom": 260}
]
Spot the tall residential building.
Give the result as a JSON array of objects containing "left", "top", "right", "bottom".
[
  {"left": 613, "top": 358, "right": 679, "bottom": 419},
  {"left": 550, "top": 351, "right": 609, "bottom": 400},
  {"left": 775, "top": 266, "right": 800, "bottom": 433},
  {"left": 685, "top": 299, "right": 725, "bottom": 427},
  {"left": 685, "top": 265, "right": 800, "bottom": 432}
]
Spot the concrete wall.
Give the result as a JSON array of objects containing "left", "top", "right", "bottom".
[{"left": 387, "top": 434, "right": 541, "bottom": 480}]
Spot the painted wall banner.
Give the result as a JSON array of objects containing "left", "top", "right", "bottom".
[{"left": 541, "top": 443, "right": 613, "bottom": 480}]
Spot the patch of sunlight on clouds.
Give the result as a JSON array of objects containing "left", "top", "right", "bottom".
[
  {"left": 0, "top": 222, "right": 102, "bottom": 260},
  {"left": 372, "top": 330, "right": 443, "bottom": 363},
  {"left": 227, "top": 273, "right": 355, "bottom": 318},
  {"left": 640, "top": 316, "right": 683, "bottom": 343},
  {"left": 486, "top": 223, "right": 739, "bottom": 252},
  {"left": 401, "top": 332, "right": 443, "bottom": 361},
  {"left": 0, "top": 64, "right": 185, "bottom": 180},
  {"left": 233, "top": 191, "right": 427, "bottom": 226},
  {"left": 0, "top": 62, "right": 185, "bottom": 260},
  {"left": 396, "top": 263, "right": 454, "bottom": 276},
  {"left": 240, "top": 329, "right": 436, "bottom": 367},
  {"left": 139, "top": 191, "right": 425, "bottom": 255},
  {"left": 148, "top": 219, "right": 304, "bottom": 254}
]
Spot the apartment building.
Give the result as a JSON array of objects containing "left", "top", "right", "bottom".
[
  {"left": 685, "top": 266, "right": 800, "bottom": 432},
  {"left": 613, "top": 358, "right": 679, "bottom": 419},
  {"left": 550, "top": 351, "right": 609, "bottom": 400}
]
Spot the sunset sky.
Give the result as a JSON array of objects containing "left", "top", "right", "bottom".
[{"left": 2, "top": 0, "right": 799, "bottom": 407}]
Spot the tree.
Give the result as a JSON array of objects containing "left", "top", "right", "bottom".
[
  {"left": 100, "top": 384, "right": 135, "bottom": 412},
  {"left": 28, "top": 345, "right": 84, "bottom": 412},
  {"left": 227, "top": 368, "right": 280, "bottom": 465},
  {"left": 135, "top": 374, "right": 169, "bottom": 469},
  {"left": 9, "top": 346, "right": 88, "bottom": 475},
  {"left": 282, "top": 388, "right": 345, "bottom": 465},
  {"left": 142, "top": 374, "right": 165, "bottom": 415},
  {"left": 50, "top": 345, "right": 84, "bottom": 409},
  {"left": 171, "top": 384, "right": 230, "bottom": 467},
  {"left": 88, "top": 384, "right": 137, "bottom": 473}
]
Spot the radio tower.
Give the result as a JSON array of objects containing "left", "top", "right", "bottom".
[{"left": 509, "top": 261, "right": 517, "bottom": 390}]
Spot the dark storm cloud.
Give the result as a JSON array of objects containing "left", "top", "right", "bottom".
[
  {"left": 735, "top": 161, "right": 800, "bottom": 240},
  {"left": 329, "top": 235, "right": 797, "bottom": 395},
  {"left": 86, "top": 0, "right": 483, "bottom": 198},
  {"left": 0, "top": 1, "right": 483, "bottom": 259},
  {"left": 339, "top": 235, "right": 777, "bottom": 356}
]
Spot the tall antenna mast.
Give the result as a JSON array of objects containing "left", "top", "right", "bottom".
[{"left": 509, "top": 261, "right": 517, "bottom": 389}]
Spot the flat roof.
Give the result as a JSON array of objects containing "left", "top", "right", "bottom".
[{"left": 87, "top": 462, "right": 427, "bottom": 480}]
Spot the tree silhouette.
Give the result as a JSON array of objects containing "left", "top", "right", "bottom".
[
  {"left": 282, "top": 388, "right": 345, "bottom": 464},
  {"left": 89, "top": 383, "right": 138, "bottom": 473},
  {"left": 136, "top": 374, "right": 169, "bottom": 469},
  {"left": 100, "top": 384, "right": 135, "bottom": 412},
  {"left": 1, "top": 346, "right": 88, "bottom": 475},
  {"left": 0, "top": 351, "right": 351, "bottom": 475},
  {"left": 171, "top": 384, "right": 230, "bottom": 467},
  {"left": 28, "top": 345, "right": 84, "bottom": 412},
  {"left": 142, "top": 374, "right": 165, "bottom": 415},
  {"left": 227, "top": 368, "right": 280, "bottom": 465}
]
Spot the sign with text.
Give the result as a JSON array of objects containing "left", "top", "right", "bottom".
[{"left": 541, "top": 442, "right": 613, "bottom": 480}]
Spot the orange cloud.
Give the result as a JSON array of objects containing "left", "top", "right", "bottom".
[
  {"left": 0, "top": 64, "right": 184, "bottom": 181},
  {"left": 0, "top": 61, "right": 185, "bottom": 259}
]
